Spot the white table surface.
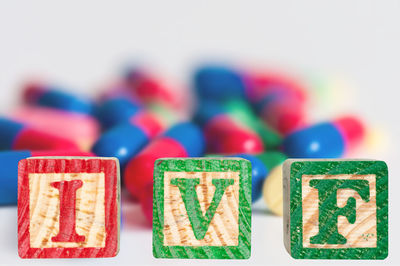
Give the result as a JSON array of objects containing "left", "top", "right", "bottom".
[{"left": 0, "top": 1, "right": 398, "bottom": 265}]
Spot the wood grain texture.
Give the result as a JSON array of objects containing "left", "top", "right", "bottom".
[
  {"left": 153, "top": 158, "right": 252, "bottom": 259},
  {"left": 283, "top": 159, "right": 388, "bottom": 260},
  {"left": 302, "top": 174, "right": 376, "bottom": 249},
  {"left": 163, "top": 171, "right": 239, "bottom": 246},
  {"left": 18, "top": 157, "right": 120, "bottom": 258},
  {"left": 29, "top": 173, "right": 106, "bottom": 248}
]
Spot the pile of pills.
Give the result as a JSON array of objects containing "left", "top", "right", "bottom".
[{"left": 0, "top": 64, "right": 366, "bottom": 222}]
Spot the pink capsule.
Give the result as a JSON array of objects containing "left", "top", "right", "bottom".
[
  {"left": 0, "top": 117, "right": 80, "bottom": 151},
  {"left": 333, "top": 116, "right": 366, "bottom": 153},
  {"left": 129, "top": 110, "right": 166, "bottom": 139},
  {"left": 12, "top": 106, "right": 100, "bottom": 151}
]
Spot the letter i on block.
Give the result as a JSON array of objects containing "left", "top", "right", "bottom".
[
  {"left": 18, "top": 157, "right": 120, "bottom": 258},
  {"left": 153, "top": 158, "right": 252, "bottom": 259},
  {"left": 283, "top": 159, "right": 388, "bottom": 259}
]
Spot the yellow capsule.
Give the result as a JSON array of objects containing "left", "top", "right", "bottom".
[{"left": 262, "top": 164, "right": 283, "bottom": 216}]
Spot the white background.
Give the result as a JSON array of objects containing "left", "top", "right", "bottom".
[{"left": 0, "top": 1, "right": 399, "bottom": 265}]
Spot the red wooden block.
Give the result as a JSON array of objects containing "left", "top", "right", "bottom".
[{"left": 18, "top": 157, "right": 120, "bottom": 258}]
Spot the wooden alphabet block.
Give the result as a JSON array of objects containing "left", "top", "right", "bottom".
[
  {"left": 152, "top": 157, "right": 252, "bottom": 259},
  {"left": 18, "top": 157, "right": 120, "bottom": 258},
  {"left": 283, "top": 159, "right": 388, "bottom": 259}
]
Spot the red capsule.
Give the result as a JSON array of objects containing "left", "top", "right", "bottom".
[
  {"left": 124, "top": 138, "right": 188, "bottom": 200},
  {"left": 259, "top": 97, "right": 307, "bottom": 135},
  {"left": 125, "top": 69, "right": 185, "bottom": 110},
  {"left": 14, "top": 128, "right": 80, "bottom": 151},
  {"left": 246, "top": 71, "right": 308, "bottom": 135},
  {"left": 204, "top": 115, "right": 264, "bottom": 154},
  {"left": 0, "top": 117, "right": 80, "bottom": 151},
  {"left": 246, "top": 71, "right": 307, "bottom": 103}
]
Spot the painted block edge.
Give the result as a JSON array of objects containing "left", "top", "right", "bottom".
[
  {"left": 283, "top": 159, "right": 388, "bottom": 260},
  {"left": 17, "top": 157, "right": 121, "bottom": 259},
  {"left": 152, "top": 157, "right": 252, "bottom": 259}
]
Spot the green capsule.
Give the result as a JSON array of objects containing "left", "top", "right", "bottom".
[
  {"left": 255, "top": 151, "right": 287, "bottom": 170},
  {"left": 223, "top": 99, "right": 282, "bottom": 149}
]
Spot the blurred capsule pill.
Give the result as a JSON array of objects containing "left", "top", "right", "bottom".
[
  {"left": 248, "top": 72, "right": 308, "bottom": 135},
  {"left": 334, "top": 116, "right": 365, "bottom": 152},
  {"left": 246, "top": 71, "right": 307, "bottom": 104},
  {"left": 23, "top": 82, "right": 94, "bottom": 115},
  {"left": 255, "top": 151, "right": 287, "bottom": 170},
  {"left": 96, "top": 97, "right": 141, "bottom": 129},
  {"left": 12, "top": 106, "right": 100, "bottom": 151},
  {"left": 195, "top": 100, "right": 264, "bottom": 154},
  {"left": 125, "top": 68, "right": 184, "bottom": 110},
  {"left": 124, "top": 122, "right": 205, "bottom": 200},
  {"left": 262, "top": 164, "right": 283, "bottom": 216},
  {"left": 92, "top": 106, "right": 171, "bottom": 169},
  {"left": 235, "top": 154, "right": 268, "bottom": 202},
  {"left": 257, "top": 94, "right": 307, "bottom": 135},
  {"left": 91, "top": 123, "right": 150, "bottom": 169},
  {"left": 0, "top": 117, "right": 80, "bottom": 150},
  {"left": 282, "top": 115, "right": 365, "bottom": 158},
  {"left": 194, "top": 65, "right": 247, "bottom": 100},
  {"left": 223, "top": 99, "right": 282, "bottom": 149},
  {"left": 129, "top": 110, "right": 166, "bottom": 139},
  {"left": 0, "top": 150, "right": 94, "bottom": 205}
]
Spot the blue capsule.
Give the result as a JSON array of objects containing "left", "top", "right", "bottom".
[
  {"left": 39, "top": 90, "right": 93, "bottom": 114},
  {"left": 234, "top": 154, "right": 268, "bottom": 202},
  {"left": 0, "top": 118, "right": 24, "bottom": 149},
  {"left": 193, "top": 100, "right": 225, "bottom": 126},
  {"left": 24, "top": 84, "right": 95, "bottom": 115},
  {"left": 91, "top": 123, "right": 149, "bottom": 169},
  {"left": 95, "top": 97, "right": 141, "bottom": 129},
  {"left": 283, "top": 122, "right": 345, "bottom": 158},
  {"left": 164, "top": 122, "right": 205, "bottom": 157},
  {"left": 0, "top": 150, "right": 31, "bottom": 205},
  {"left": 194, "top": 65, "right": 247, "bottom": 100},
  {"left": 0, "top": 150, "right": 93, "bottom": 205}
]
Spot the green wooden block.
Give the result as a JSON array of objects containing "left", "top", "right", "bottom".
[
  {"left": 283, "top": 159, "right": 388, "bottom": 260},
  {"left": 153, "top": 157, "right": 252, "bottom": 259}
]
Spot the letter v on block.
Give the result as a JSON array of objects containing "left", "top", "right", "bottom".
[
  {"left": 153, "top": 158, "right": 252, "bottom": 259},
  {"left": 171, "top": 177, "right": 234, "bottom": 240}
]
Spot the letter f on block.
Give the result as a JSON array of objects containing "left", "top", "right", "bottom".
[
  {"left": 50, "top": 180, "right": 85, "bottom": 243},
  {"left": 309, "top": 179, "right": 370, "bottom": 245},
  {"left": 171, "top": 178, "right": 234, "bottom": 240}
]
